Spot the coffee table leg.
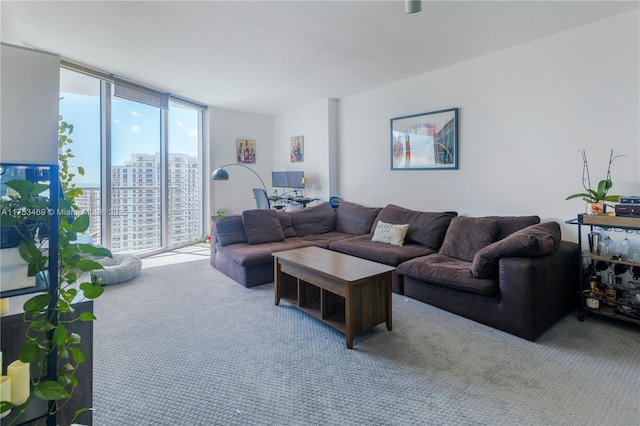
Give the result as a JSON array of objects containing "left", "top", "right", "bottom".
[
  {"left": 274, "top": 260, "right": 281, "bottom": 306},
  {"left": 386, "top": 274, "right": 392, "bottom": 331},
  {"left": 346, "top": 284, "right": 354, "bottom": 349}
]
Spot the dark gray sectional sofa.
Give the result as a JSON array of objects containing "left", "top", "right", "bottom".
[{"left": 210, "top": 201, "right": 579, "bottom": 340}]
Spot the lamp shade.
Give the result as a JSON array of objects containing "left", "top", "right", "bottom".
[
  {"left": 405, "top": 0, "right": 421, "bottom": 14},
  {"left": 210, "top": 163, "right": 268, "bottom": 194},
  {"left": 211, "top": 168, "right": 229, "bottom": 181}
]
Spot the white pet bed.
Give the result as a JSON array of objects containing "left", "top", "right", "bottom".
[{"left": 91, "top": 254, "right": 142, "bottom": 286}]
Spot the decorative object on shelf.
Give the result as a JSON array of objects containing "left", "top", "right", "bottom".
[
  {"left": 597, "top": 230, "right": 616, "bottom": 257},
  {"left": 6, "top": 360, "right": 29, "bottom": 406},
  {"left": 0, "top": 375, "right": 10, "bottom": 419},
  {"left": 236, "top": 139, "right": 256, "bottom": 164},
  {"left": 565, "top": 149, "right": 624, "bottom": 214},
  {"left": 587, "top": 231, "right": 601, "bottom": 254},
  {"left": 390, "top": 108, "right": 458, "bottom": 170},
  {"left": 290, "top": 136, "right": 304, "bottom": 162},
  {"left": 0, "top": 298, "right": 8, "bottom": 315},
  {"left": 211, "top": 163, "right": 268, "bottom": 195}
]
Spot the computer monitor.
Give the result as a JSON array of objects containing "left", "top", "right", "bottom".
[
  {"left": 271, "top": 171, "right": 289, "bottom": 188},
  {"left": 272, "top": 171, "right": 305, "bottom": 188},
  {"left": 287, "top": 171, "right": 305, "bottom": 188}
]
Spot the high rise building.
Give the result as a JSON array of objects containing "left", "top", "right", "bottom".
[{"left": 75, "top": 152, "right": 200, "bottom": 253}]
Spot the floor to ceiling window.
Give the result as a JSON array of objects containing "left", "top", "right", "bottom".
[
  {"left": 59, "top": 68, "right": 103, "bottom": 245},
  {"left": 110, "top": 97, "right": 162, "bottom": 253},
  {"left": 167, "top": 101, "right": 202, "bottom": 246},
  {"left": 59, "top": 65, "right": 206, "bottom": 255}
]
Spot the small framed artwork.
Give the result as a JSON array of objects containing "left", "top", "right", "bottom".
[
  {"left": 390, "top": 108, "right": 458, "bottom": 170},
  {"left": 290, "top": 136, "right": 304, "bottom": 162},
  {"left": 236, "top": 139, "right": 256, "bottom": 164}
]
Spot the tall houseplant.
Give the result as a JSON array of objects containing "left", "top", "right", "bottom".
[
  {"left": 565, "top": 149, "right": 623, "bottom": 214},
  {"left": 0, "top": 117, "right": 111, "bottom": 424}
]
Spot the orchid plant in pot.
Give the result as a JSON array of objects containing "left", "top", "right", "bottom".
[{"left": 565, "top": 149, "right": 623, "bottom": 214}]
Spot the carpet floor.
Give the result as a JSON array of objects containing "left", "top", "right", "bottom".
[{"left": 93, "top": 253, "right": 640, "bottom": 425}]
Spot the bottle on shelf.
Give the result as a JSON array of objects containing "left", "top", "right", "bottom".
[{"left": 604, "top": 271, "right": 617, "bottom": 307}]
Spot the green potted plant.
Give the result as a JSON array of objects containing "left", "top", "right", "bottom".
[
  {"left": 565, "top": 149, "right": 623, "bottom": 215},
  {"left": 0, "top": 117, "right": 112, "bottom": 424}
]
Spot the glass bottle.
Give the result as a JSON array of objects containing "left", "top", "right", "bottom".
[
  {"left": 620, "top": 236, "right": 630, "bottom": 260},
  {"left": 598, "top": 230, "right": 616, "bottom": 258}
]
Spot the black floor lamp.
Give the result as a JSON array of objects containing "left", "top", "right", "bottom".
[{"left": 211, "top": 163, "right": 268, "bottom": 195}]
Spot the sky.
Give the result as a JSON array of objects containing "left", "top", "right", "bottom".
[{"left": 59, "top": 92, "right": 199, "bottom": 186}]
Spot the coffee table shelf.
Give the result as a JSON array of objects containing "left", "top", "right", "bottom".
[{"left": 273, "top": 246, "right": 395, "bottom": 348}]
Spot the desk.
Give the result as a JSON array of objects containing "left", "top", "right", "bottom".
[
  {"left": 268, "top": 195, "right": 318, "bottom": 209},
  {"left": 292, "top": 197, "right": 318, "bottom": 208}
]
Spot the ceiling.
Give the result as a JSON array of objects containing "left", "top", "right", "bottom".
[{"left": 2, "top": 1, "right": 638, "bottom": 115}]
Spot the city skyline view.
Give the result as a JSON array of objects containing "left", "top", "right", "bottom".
[{"left": 59, "top": 68, "right": 204, "bottom": 254}]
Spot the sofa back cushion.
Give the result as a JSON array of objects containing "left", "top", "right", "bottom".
[
  {"left": 470, "top": 222, "right": 561, "bottom": 278},
  {"left": 214, "top": 215, "right": 248, "bottom": 246},
  {"left": 276, "top": 211, "right": 296, "bottom": 237},
  {"left": 241, "top": 209, "right": 285, "bottom": 245},
  {"left": 288, "top": 202, "right": 336, "bottom": 236},
  {"left": 373, "top": 204, "right": 457, "bottom": 249},
  {"left": 439, "top": 217, "right": 500, "bottom": 262},
  {"left": 336, "top": 201, "right": 382, "bottom": 235},
  {"left": 484, "top": 215, "right": 541, "bottom": 240}
]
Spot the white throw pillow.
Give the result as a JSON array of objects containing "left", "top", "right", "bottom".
[{"left": 371, "top": 220, "right": 409, "bottom": 246}]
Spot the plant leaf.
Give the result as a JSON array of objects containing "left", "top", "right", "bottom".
[
  {"left": 75, "top": 259, "right": 104, "bottom": 272},
  {"left": 19, "top": 340, "right": 39, "bottom": 363},
  {"left": 79, "top": 311, "right": 97, "bottom": 322},
  {"left": 69, "top": 346, "right": 85, "bottom": 363},
  {"left": 23, "top": 294, "right": 50, "bottom": 313},
  {"left": 79, "top": 281, "right": 104, "bottom": 299},
  {"left": 70, "top": 214, "right": 90, "bottom": 233},
  {"left": 34, "top": 381, "right": 70, "bottom": 401},
  {"left": 53, "top": 324, "right": 68, "bottom": 346}
]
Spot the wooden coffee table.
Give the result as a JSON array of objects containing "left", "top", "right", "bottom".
[{"left": 273, "top": 246, "right": 395, "bottom": 349}]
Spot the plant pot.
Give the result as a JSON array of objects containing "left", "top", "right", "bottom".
[{"left": 586, "top": 202, "right": 605, "bottom": 215}]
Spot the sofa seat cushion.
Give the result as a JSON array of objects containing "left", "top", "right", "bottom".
[
  {"left": 288, "top": 202, "right": 336, "bottom": 236},
  {"left": 300, "top": 231, "right": 356, "bottom": 247},
  {"left": 335, "top": 201, "right": 382, "bottom": 235},
  {"left": 329, "top": 234, "right": 435, "bottom": 266},
  {"left": 439, "top": 216, "right": 500, "bottom": 262},
  {"left": 219, "top": 237, "right": 314, "bottom": 267},
  {"left": 242, "top": 209, "right": 285, "bottom": 244},
  {"left": 471, "top": 222, "right": 561, "bottom": 279},
  {"left": 397, "top": 254, "right": 498, "bottom": 296},
  {"left": 373, "top": 204, "right": 457, "bottom": 249}
]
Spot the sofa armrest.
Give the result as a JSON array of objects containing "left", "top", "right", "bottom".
[{"left": 497, "top": 241, "right": 580, "bottom": 340}]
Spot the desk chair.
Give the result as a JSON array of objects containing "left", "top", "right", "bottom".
[{"left": 253, "top": 188, "right": 271, "bottom": 209}]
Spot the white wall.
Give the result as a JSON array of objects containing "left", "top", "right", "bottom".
[
  {"left": 208, "top": 107, "right": 274, "bottom": 216},
  {"left": 273, "top": 99, "right": 337, "bottom": 201},
  {"left": 1, "top": 43, "right": 60, "bottom": 164},
  {"left": 337, "top": 11, "right": 639, "bottom": 242}
]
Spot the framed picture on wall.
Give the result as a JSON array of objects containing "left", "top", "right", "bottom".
[
  {"left": 390, "top": 108, "right": 458, "bottom": 170},
  {"left": 290, "top": 136, "right": 304, "bottom": 162},
  {"left": 236, "top": 139, "right": 256, "bottom": 164}
]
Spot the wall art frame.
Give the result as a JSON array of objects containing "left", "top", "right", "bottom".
[
  {"left": 390, "top": 108, "right": 458, "bottom": 170},
  {"left": 290, "top": 135, "right": 304, "bottom": 162},
  {"left": 236, "top": 139, "right": 256, "bottom": 164}
]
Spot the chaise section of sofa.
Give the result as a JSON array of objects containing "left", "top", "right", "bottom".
[{"left": 397, "top": 216, "right": 580, "bottom": 340}]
